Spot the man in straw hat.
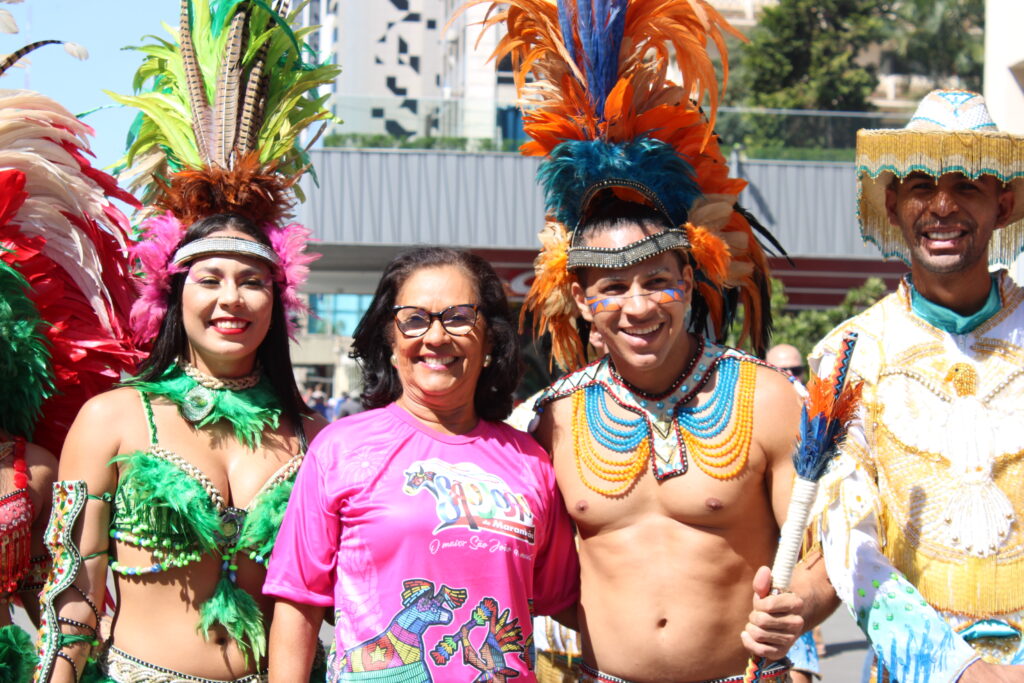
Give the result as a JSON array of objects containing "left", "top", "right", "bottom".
[{"left": 811, "top": 89, "right": 1024, "bottom": 681}]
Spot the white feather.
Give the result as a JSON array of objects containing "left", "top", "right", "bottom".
[
  {"left": 0, "top": 90, "right": 134, "bottom": 332},
  {"left": 63, "top": 42, "right": 88, "bottom": 61},
  {"left": 0, "top": 9, "right": 17, "bottom": 34}
]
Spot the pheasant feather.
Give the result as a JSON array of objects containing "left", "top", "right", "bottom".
[
  {"left": 0, "top": 39, "right": 60, "bottom": 75},
  {"left": 236, "top": 14, "right": 273, "bottom": 154},
  {"left": 113, "top": 0, "right": 340, "bottom": 210},
  {"left": 179, "top": 0, "right": 214, "bottom": 161},
  {"left": 211, "top": 6, "right": 247, "bottom": 166}
]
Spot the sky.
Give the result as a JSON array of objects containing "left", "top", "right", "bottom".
[{"left": 4, "top": 1, "right": 175, "bottom": 169}]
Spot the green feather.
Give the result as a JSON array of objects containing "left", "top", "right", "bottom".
[
  {"left": 0, "top": 259, "right": 55, "bottom": 440},
  {"left": 112, "top": 0, "right": 340, "bottom": 203},
  {"left": 198, "top": 575, "right": 266, "bottom": 665},
  {"left": 110, "top": 450, "right": 223, "bottom": 552},
  {"left": 124, "top": 366, "right": 282, "bottom": 450},
  {"left": 239, "top": 476, "right": 295, "bottom": 563},
  {"left": 0, "top": 624, "right": 36, "bottom": 683},
  {"left": 210, "top": 0, "right": 248, "bottom": 37},
  {"left": 80, "top": 660, "right": 115, "bottom": 683}
]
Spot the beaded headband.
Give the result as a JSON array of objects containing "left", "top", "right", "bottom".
[
  {"left": 567, "top": 229, "right": 691, "bottom": 270},
  {"left": 566, "top": 179, "right": 689, "bottom": 270},
  {"left": 172, "top": 236, "right": 280, "bottom": 267}
]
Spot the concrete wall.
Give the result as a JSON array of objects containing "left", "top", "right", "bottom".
[{"left": 985, "top": 0, "right": 1024, "bottom": 134}]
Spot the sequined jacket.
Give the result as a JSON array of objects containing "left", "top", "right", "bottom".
[{"left": 811, "top": 271, "right": 1024, "bottom": 682}]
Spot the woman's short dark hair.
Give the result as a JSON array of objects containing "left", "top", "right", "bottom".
[
  {"left": 134, "top": 213, "right": 311, "bottom": 434},
  {"left": 351, "top": 247, "right": 521, "bottom": 422}
]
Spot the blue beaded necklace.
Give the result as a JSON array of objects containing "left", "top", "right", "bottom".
[
  {"left": 579, "top": 340, "right": 745, "bottom": 479},
  {"left": 676, "top": 357, "right": 739, "bottom": 439}
]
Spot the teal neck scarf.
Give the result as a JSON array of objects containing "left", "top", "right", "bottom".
[{"left": 909, "top": 274, "right": 1001, "bottom": 335}]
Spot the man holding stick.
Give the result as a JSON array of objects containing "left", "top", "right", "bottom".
[{"left": 812, "top": 90, "right": 1024, "bottom": 681}]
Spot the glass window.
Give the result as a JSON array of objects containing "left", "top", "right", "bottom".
[{"left": 307, "top": 293, "right": 375, "bottom": 336}]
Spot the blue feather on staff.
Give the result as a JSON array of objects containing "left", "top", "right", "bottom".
[
  {"left": 746, "top": 332, "right": 861, "bottom": 683},
  {"left": 795, "top": 331, "right": 861, "bottom": 483}
]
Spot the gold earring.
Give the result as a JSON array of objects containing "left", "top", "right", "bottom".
[
  {"left": 390, "top": 354, "right": 398, "bottom": 367},
  {"left": 483, "top": 354, "right": 492, "bottom": 368}
]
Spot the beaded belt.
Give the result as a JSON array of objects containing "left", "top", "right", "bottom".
[
  {"left": 103, "top": 646, "right": 268, "bottom": 683},
  {"left": 580, "top": 660, "right": 791, "bottom": 683}
]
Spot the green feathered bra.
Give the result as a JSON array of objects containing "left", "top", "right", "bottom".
[{"left": 108, "top": 366, "right": 304, "bottom": 664}]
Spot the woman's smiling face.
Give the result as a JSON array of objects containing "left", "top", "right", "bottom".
[
  {"left": 181, "top": 232, "right": 275, "bottom": 372},
  {"left": 390, "top": 264, "right": 489, "bottom": 416}
]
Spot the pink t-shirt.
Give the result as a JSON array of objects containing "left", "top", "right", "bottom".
[{"left": 265, "top": 402, "right": 579, "bottom": 682}]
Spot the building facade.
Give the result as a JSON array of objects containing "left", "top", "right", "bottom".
[{"left": 288, "top": 0, "right": 1020, "bottom": 400}]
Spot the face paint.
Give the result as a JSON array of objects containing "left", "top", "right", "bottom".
[{"left": 584, "top": 283, "right": 688, "bottom": 315}]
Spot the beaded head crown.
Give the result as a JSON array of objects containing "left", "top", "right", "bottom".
[
  {"left": 459, "top": 0, "right": 777, "bottom": 370},
  {"left": 857, "top": 89, "right": 1024, "bottom": 265},
  {"left": 115, "top": 0, "right": 339, "bottom": 344}
]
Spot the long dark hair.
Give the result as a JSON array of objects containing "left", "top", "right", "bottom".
[
  {"left": 350, "top": 247, "right": 521, "bottom": 421},
  {"left": 134, "top": 213, "right": 311, "bottom": 435}
]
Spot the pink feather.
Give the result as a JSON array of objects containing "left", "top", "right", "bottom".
[
  {"left": 265, "top": 222, "right": 320, "bottom": 338},
  {"left": 130, "top": 215, "right": 319, "bottom": 343},
  {"left": 129, "top": 212, "right": 186, "bottom": 344}
]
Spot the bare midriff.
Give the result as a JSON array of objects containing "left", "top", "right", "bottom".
[{"left": 110, "top": 549, "right": 272, "bottom": 678}]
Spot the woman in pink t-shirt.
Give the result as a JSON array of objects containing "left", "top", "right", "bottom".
[{"left": 265, "top": 248, "right": 580, "bottom": 682}]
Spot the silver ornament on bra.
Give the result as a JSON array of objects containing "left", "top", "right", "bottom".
[{"left": 181, "top": 383, "right": 216, "bottom": 423}]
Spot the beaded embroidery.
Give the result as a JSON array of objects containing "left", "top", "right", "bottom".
[
  {"left": 0, "top": 438, "right": 31, "bottom": 596},
  {"left": 102, "top": 645, "right": 268, "bottom": 682},
  {"left": 816, "top": 272, "right": 1024, "bottom": 619},
  {"left": 36, "top": 480, "right": 91, "bottom": 682},
  {"left": 541, "top": 341, "right": 765, "bottom": 495}
]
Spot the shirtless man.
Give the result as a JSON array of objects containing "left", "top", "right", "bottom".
[{"left": 533, "top": 201, "right": 836, "bottom": 683}]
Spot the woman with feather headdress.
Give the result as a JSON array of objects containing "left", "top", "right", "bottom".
[
  {"left": 33, "top": 2, "right": 338, "bottom": 682},
  {"left": 0, "top": 23, "right": 138, "bottom": 683}
]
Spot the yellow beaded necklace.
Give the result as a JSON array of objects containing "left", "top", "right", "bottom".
[
  {"left": 681, "top": 360, "right": 756, "bottom": 480},
  {"left": 571, "top": 390, "right": 651, "bottom": 496},
  {"left": 568, "top": 350, "right": 759, "bottom": 495}
]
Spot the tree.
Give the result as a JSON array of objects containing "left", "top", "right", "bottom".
[
  {"left": 889, "top": 0, "right": 984, "bottom": 91},
  {"left": 732, "top": 0, "right": 893, "bottom": 149},
  {"left": 768, "top": 277, "right": 889, "bottom": 359}
]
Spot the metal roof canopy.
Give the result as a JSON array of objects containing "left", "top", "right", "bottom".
[{"left": 296, "top": 148, "right": 880, "bottom": 268}]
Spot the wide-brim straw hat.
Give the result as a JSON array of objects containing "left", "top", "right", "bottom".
[{"left": 857, "top": 89, "right": 1024, "bottom": 265}]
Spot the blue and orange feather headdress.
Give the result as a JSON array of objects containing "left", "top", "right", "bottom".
[{"left": 460, "top": 0, "right": 776, "bottom": 369}]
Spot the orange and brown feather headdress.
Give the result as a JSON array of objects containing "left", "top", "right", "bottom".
[{"left": 459, "top": 0, "right": 776, "bottom": 370}]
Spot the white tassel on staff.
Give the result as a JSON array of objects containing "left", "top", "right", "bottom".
[{"left": 771, "top": 477, "right": 819, "bottom": 591}]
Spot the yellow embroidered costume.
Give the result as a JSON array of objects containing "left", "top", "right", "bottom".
[{"left": 812, "top": 90, "right": 1024, "bottom": 682}]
